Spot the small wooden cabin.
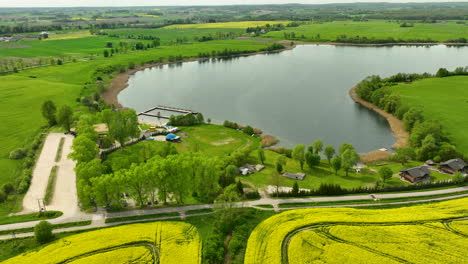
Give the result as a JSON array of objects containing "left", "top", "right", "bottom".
[
  {"left": 440, "top": 159, "right": 468, "bottom": 174},
  {"left": 400, "top": 166, "right": 431, "bottom": 183}
]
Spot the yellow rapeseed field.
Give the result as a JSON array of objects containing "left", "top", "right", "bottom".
[
  {"left": 164, "top": 21, "right": 290, "bottom": 29},
  {"left": 245, "top": 198, "right": 468, "bottom": 264},
  {"left": 4, "top": 222, "right": 201, "bottom": 264},
  {"left": 68, "top": 247, "right": 153, "bottom": 264}
]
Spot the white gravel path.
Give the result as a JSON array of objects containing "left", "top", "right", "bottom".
[{"left": 21, "top": 133, "right": 62, "bottom": 213}]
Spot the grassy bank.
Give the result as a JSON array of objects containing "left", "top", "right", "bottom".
[
  {"left": 0, "top": 39, "right": 268, "bottom": 216},
  {"left": 0, "top": 211, "right": 62, "bottom": 226},
  {"left": 264, "top": 20, "right": 468, "bottom": 43},
  {"left": 390, "top": 76, "right": 468, "bottom": 154}
]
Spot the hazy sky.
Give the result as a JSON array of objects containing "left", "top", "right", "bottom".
[{"left": 0, "top": 0, "right": 466, "bottom": 8}]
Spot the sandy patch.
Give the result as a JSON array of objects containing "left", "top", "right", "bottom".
[{"left": 211, "top": 137, "right": 235, "bottom": 146}]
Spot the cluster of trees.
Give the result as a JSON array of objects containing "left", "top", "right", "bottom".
[
  {"left": 197, "top": 48, "right": 259, "bottom": 58},
  {"left": 223, "top": 120, "right": 257, "bottom": 136},
  {"left": 335, "top": 35, "right": 437, "bottom": 44},
  {"left": 246, "top": 23, "right": 286, "bottom": 35},
  {"left": 79, "top": 153, "right": 225, "bottom": 208},
  {"left": 286, "top": 141, "right": 359, "bottom": 177},
  {"left": 167, "top": 113, "right": 204, "bottom": 126},
  {"left": 0, "top": 56, "right": 76, "bottom": 73},
  {"left": 0, "top": 24, "right": 63, "bottom": 34},
  {"left": 194, "top": 32, "right": 240, "bottom": 42},
  {"left": 260, "top": 43, "right": 285, "bottom": 52},
  {"left": 356, "top": 68, "right": 468, "bottom": 161},
  {"left": 41, "top": 101, "right": 74, "bottom": 131},
  {"left": 102, "top": 40, "right": 160, "bottom": 57}
]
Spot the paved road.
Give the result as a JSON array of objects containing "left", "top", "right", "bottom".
[{"left": 0, "top": 192, "right": 466, "bottom": 241}]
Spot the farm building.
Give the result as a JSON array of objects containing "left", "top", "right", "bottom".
[
  {"left": 239, "top": 164, "right": 265, "bottom": 175},
  {"left": 399, "top": 166, "right": 431, "bottom": 183},
  {"left": 439, "top": 158, "right": 468, "bottom": 174},
  {"left": 282, "top": 172, "right": 306, "bottom": 180}
]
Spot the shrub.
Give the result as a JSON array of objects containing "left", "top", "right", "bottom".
[
  {"left": 9, "top": 148, "right": 27, "bottom": 159},
  {"left": 242, "top": 126, "right": 254, "bottom": 135},
  {"left": 2, "top": 183, "right": 14, "bottom": 195},
  {"left": 34, "top": 221, "right": 54, "bottom": 244},
  {"left": 0, "top": 190, "right": 7, "bottom": 203}
]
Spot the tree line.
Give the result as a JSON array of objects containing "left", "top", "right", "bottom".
[{"left": 356, "top": 67, "right": 468, "bottom": 162}]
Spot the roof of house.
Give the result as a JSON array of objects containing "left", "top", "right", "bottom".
[
  {"left": 440, "top": 158, "right": 467, "bottom": 171},
  {"left": 282, "top": 172, "right": 306, "bottom": 180},
  {"left": 400, "top": 166, "right": 431, "bottom": 179}
]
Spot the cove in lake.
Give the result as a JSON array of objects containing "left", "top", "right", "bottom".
[{"left": 119, "top": 45, "right": 468, "bottom": 153}]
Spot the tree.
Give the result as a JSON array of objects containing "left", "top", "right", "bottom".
[
  {"left": 69, "top": 135, "right": 99, "bottom": 163},
  {"left": 436, "top": 67, "right": 450, "bottom": 77},
  {"left": 258, "top": 148, "right": 265, "bottom": 165},
  {"left": 276, "top": 162, "right": 283, "bottom": 174},
  {"left": 379, "top": 167, "right": 393, "bottom": 185},
  {"left": 453, "top": 172, "right": 465, "bottom": 184},
  {"left": 402, "top": 108, "right": 423, "bottom": 131},
  {"left": 292, "top": 144, "right": 305, "bottom": 170},
  {"left": 103, "top": 49, "right": 110, "bottom": 57},
  {"left": 324, "top": 145, "right": 335, "bottom": 166},
  {"left": 270, "top": 172, "right": 283, "bottom": 196},
  {"left": 291, "top": 182, "right": 299, "bottom": 196},
  {"left": 312, "top": 140, "right": 323, "bottom": 154},
  {"left": 221, "top": 164, "right": 237, "bottom": 188},
  {"left": 416, "top": 134, "right": 438, "bottom": 161},
  {"left": 391, "top": 148, "right": 415, "bottom": 165},
  {"left": 109, "top": 110, "right": 139, "bottom": 148},
  {"left": 57, "top": 105, "right": 73, "bottom": 131},
  {"left": 236, "top": 180, "right": 244, "bottom": 195},
  {"left": 331, "top": 156, "right": 341, "bottom": 175},
  {"left": 305, "top": 151, "right": 320, "bottom": 170},
  {"left": 34, "top": 221, "right": 53, "bottom": 244},
  {"left": 242, "top": 125, "right": 254, "bottom": 135},
  {"left": 41, "top": 100, "right": 57, "bottom": 126},
  {"left": 341, "top": 149, "right": 359, "bottom": 177}
]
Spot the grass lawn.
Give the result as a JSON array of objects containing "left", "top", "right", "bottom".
[
  {"left": 390, "top": 76, "right": 468, "bottom": 155},
  {"left": 0, "top": 39, "right": 267, "bottom": 216},
  {"left": 264, "top": 20, "right": 468, "bottom": 42},
  {"left": 105, "top": 124, "right": 260, "bottom": 172},
  {"left": 241, "top": 150, "right": 453, "bottom": 190}
]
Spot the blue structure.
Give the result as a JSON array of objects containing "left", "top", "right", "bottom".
[{"left": 166, "top": 133, "right": 181, "bottom": 142}]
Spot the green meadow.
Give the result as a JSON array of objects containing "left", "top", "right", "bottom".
[
  {"left": 264, "top": 20, "right": 468, "bottom": 42},
  {"left": 391, "top": 76, "right": 468, "bottom": 154},
  {"left": 102, "top": 27, "right": 246, "bottom": 45},
  {"left": 0, "top": 39, "right": 268, "bottom": 215},
  {"left": 0, "top": 36, "right": 152, "bottom": 58}
]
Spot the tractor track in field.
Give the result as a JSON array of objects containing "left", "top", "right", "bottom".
[
  {"left": 280, "top": 216, "right": 468, "bottom": 264},
  {"left": 59, "top": 241, "right": 159, "bottom": 264}
]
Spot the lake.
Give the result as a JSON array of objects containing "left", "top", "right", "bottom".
[{"left": 119, "top": 44, "right": 468, "bottom": 152}]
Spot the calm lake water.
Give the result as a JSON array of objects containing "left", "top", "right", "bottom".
[{"left": 119, "top": 45, "right": 468, "bottom": 152}]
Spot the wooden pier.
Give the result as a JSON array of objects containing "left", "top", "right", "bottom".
[
  {"left": 137, "top": 105, "right": 198, "bottom": 119},
  {"left": 138, "top": 113, "right": 171, "bottom": 119}
]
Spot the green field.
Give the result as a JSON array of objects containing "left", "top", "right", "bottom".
[
  {"left": 103, "top": 27, "right": 246, "bottom": 45},
  {"left": 0, "top": 36, "right": 151, "bottom": 59},
  {"left": 0, "top": 39, "right": 268, "bottom": 216},
  {"left": 391, "top": 76, "right": 468, "bottom": 154},
  {"left": 264, "top": 20, "right": 468, "bottom": 42}
]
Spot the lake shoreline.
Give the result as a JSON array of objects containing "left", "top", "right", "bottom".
[
  {"left": 289, "top": 41, "right": 468, "bottom": 47},
  {"left": 349, "top": 86, "right": 409, "bottom": 152}
]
